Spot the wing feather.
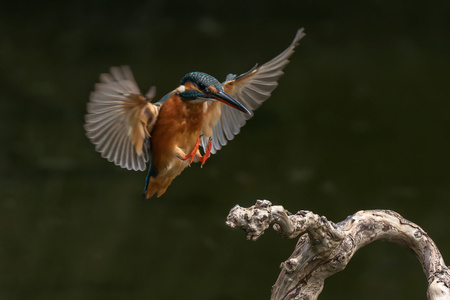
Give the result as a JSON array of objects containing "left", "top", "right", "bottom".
[
  {"left": 223, "top": 108, "right": 240, "bottom": 135},
  {"left": 216, "top": 118, "right": 227, "bottom": 146},
  {"left": 202, "top": 28, "right": 305, "bottom": 154},
  {"left": 221, "top": 110, "right": 235, "bottom": 140},
  {"left": 85, "top": 66, "right": 159, "bottom": 171}
]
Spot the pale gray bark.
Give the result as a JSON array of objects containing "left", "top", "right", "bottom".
[{"left": 226, "top": 200, "right": 450, "bottom": 300}]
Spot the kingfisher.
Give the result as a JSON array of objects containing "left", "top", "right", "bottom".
[{"left": 85, "top": 28, "right": 305, "bottom": 199}]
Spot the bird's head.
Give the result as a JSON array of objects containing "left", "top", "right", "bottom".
[{"left": 176, "top": 72, "right": 250, "bottom": 114}]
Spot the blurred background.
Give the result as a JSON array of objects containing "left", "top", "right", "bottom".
[{"left": 1, "top": 0, "right": 450, "bottom": 299}]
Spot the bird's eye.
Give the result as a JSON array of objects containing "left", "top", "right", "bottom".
[{"left": 179, "top": 90, "right": 204, "bottom": 100}]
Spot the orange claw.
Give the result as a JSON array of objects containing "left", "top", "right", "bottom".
[
  {"left": 199, "top": 138, "right": 212, "bottom": 168},
  {"left": 181, "top": 137, "right": 201, "bottom": 164}
]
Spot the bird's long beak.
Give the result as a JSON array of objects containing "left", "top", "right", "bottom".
[{"left": 210, "top": 91, "right": 251, "bottom": 114}]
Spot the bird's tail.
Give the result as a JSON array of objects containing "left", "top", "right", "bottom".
[{"left": 143, "top": 176, "right": 172, "bottom": 199}]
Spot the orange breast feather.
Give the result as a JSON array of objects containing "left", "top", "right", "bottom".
[{"left": 145, "top": 96, "right": 204, "bottom": 198}]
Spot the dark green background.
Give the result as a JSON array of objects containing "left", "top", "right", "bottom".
[{"left": 1, "top": 0, "right": 449, "bottom": 299}]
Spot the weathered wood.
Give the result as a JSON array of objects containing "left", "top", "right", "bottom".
[{"left": 226, "top": 200, "right": 450, "bottom": 300}]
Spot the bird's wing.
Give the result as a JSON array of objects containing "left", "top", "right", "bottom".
[
  {"left": 201, "top": 28, "right": 305, "bottom": 154},
  {"left": 85, "top": 66, "right": 160, "bottom": 171}
]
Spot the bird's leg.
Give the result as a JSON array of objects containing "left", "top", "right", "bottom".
[
  {"left": 181, "top": 137, "right": 201, "bottom": 164},
  {"left": 199, "top": 137, "right": 212, "bottom": 168}
]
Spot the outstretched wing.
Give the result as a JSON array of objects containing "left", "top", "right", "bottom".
[
  {"left": 85, "top": 66, "right": 160, "bottom": 171},
  {"left": 201, "top": 28, "right": 306, "bottom": 154}
]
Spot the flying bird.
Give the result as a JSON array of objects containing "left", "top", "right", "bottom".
[{"left": 85, "top": 28, "right": 305, "bottom": 198}]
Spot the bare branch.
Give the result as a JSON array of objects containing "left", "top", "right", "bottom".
[{"left": 226, "top": 200, "right": 450, "bottom": 300}]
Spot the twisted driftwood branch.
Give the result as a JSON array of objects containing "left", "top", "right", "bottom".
[{"left": 226, "top": 200, "right": 450, "bottom": 300}]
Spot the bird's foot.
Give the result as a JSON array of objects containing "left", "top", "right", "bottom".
[
  {"left": 181, "top": 137, "right": 201, "bottom": 164},
  {"left": 199, "top": 138, "right": 212, "bottom": 168}
]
